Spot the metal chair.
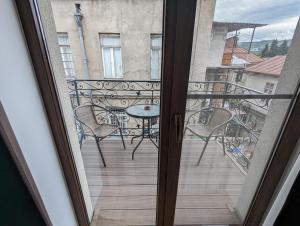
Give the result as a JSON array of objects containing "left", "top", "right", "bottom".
[
  {"left": 184, "top": 107, "right": 233, "bottom": 166},
  {"left": 74, "top": 103, "right": 126, "bottom": 167}
]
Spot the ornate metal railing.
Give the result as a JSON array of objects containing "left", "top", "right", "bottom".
[{"left": 67, "top": 79, "right": 292, "bottom": 171}]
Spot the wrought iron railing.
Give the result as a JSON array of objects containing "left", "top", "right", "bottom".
[{"left": 67, "top": 79, "right": 293, "bottom": 171}]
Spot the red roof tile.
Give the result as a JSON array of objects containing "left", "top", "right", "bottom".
[
  {"left": 233, "top": 48, "right": 264, "bottom": 64},
  {"left": 245, "top": 55, "right": 286, "bottom": 76}
]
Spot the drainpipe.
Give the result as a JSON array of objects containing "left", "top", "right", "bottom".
[{"left": 74, "top": 4, "right": 90, "bottom": 80}]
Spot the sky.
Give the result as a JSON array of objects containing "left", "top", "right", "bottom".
[{"left": 214, "top": 0, "right": 300, "bottom": 42}]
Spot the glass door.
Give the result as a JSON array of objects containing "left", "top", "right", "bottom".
[
  {"left": 23, "top": 0, "right": 299, "bottom": 225},
  {"left": 158, "top": 0, "right": 299, "bottom": 225}
]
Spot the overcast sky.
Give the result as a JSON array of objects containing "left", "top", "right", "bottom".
[{"left": 214, "top": 0, "right": 300, "bottom": 41}]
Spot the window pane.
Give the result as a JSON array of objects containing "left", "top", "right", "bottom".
[
  {"left": 151, "top": 35, "right": 162, "bottom": 47},
  {"left": 58, "top": 33, "right": 69, "bottom": 45},
  {"left": 101, "top": 36, "right": 120, "bottom": 46},
  {"left": 57, "top": 33, "right": 75, "bottom": 78},
  {"left": 61, "top": 53, "right": 72, "bottom": 61},
  {"left": 103, "top": 48, "right": 112, "bottom": 77},
  {"left": 114, "top": 48, "right": 123, "bottom": 77},
  {"left": 174, "top": 0, "right": 297, "bottom": 225},
  {"left": 151, "top": 49, "right": 159, "bottom": 79},
  {"left": 60, "top": 46, "right": 72, "bottom": 53}
]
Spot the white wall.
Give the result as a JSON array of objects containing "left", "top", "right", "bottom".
[
  {"left": 244, "top": 72, "right": 279, "bottom": 94},
  {"left": 0, "top": 1, "right": 78, "bottom": 225}
]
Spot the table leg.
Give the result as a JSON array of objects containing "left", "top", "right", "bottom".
[
  {"left": 149, "top": 136, "right": 159, "bottom": 148},
  {"left": 131, "top": 134, "right": 142, "bottom": 144},
  {"left": 148, "top": 118, "right": 159, "bottom": 148},
  {"left": 131, "top": 119, "right": 145, "bottom": 159},
  {"left": 132, "top": 136, "right": 144, "bottom": 160}
]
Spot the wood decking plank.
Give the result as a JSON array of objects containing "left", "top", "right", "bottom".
[{"left": 82, "top": 140, "right": 244, "bottom": 225}]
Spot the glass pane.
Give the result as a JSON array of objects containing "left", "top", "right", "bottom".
[
  {"left": 45, "top": 1, "right": 163, "bottom": 225},
  {"left": 101, "top": 35, "right": 120, "bottom": 46},
  {"left": 57, "top": 33, "right": 69, "bottom": 45},
  {"left": 103, "top": 48, "right": 112, "bottom": 77},
  {"left": 114, "top": 48, "right": 123, "bottom": 77},
  {"left": 60, "top": 46, "right": 72, "bottom": 53},
  {"left": 61, "top": 53, "right": 72, "bottom": 61},
  {"left": 151, "top": 49, "right": 159, "bottom": 79},
  {"left": 151, "top": 35, "right": 162, "bottom": 47},
  {"left": 174, "top": 0, "right": 298, "bottom": 225}
]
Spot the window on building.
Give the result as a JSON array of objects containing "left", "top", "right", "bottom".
[
  {"left": 150, "top": 34, "right": 162, "bottom": 80},
  {"left": 100, "top": 34, "right": 123, "bottom": 78},
  {"left": 264, "top": 82, "right": 275, "bottom": 94},
  {"left": 57, "top": 33, "right": 76, "bottom": 78},
  {"left": 235, "top": 70, "right": 243, "bottom": 82}
]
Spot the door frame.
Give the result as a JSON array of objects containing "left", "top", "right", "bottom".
[
  {"left": 14, "top": 1, "right": 90, "bottom": 225},
  {"left": 157, "top": 0, "right": 197, "bottom": 225},
  {"left": 14, "top": 0, "right": 300, "bottom": 225}
]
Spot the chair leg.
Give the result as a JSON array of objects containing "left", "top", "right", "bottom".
[
  {"left": 221, "top": 136, "right": 226, "bottom": 155},
  {"left": 197, "top": 139, "right": 209, "bottom": 166},
  {"left": 94, "top": 136, "right": 106, "bottom": 168},
  {"left": 119, "top": 128, "right": 126, "bottom": 150},
  {"left": 79, "top": 134, "right": 84, "bottom": 149}
]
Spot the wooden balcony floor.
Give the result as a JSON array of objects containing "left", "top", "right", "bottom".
[{"left": 81, "top": 139, "right": 245, "bottom": 226}]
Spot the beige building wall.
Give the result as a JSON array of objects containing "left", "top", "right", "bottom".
[
  {"left": 51, "top": 0, "right": 217, "bottom": 81},
  {"left": 190, "top": 0, "right": 217, "bottom": 81},
  {"left": 51, "top": 0, "right": 162, "bottom": 80},
  {"left": 208, "top": 25, "right": 228, "bottom": 67}
]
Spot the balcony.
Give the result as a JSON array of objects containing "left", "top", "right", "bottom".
[
  {"left": 67, "top": 79, "right": 270, "bottom": 225},
  {"left": 83, "top": 139, "right": 244, "bottom": 225}
]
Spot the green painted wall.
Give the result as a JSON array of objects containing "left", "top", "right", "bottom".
[{"left": 0, "top": 135, "right": 46, "bottom": 226}]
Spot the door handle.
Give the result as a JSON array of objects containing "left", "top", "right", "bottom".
[{"left": 174, "top": 113, "right": 183, "bottom": 143}]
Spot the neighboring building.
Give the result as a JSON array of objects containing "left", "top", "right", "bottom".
[
  {"left": 50, "top": 0, "right": 266, "bottom": 82},
  {"left": 244, "top": 55, "right": 286, "bottom": 94},
  {"left": 210, "top": 22, "right": 265, "bottom": 68},
  {"left": 51, "top": 0, "right": 217, "bottom": 81},
  {"left": 241, "top": 55, "right": 287, "bottom": 131},
  {"left": 223, "top": 36, "right": 264, "bottom": 68},
  {"left": 231, "top": 48, "right": 264, "bottom": 67},
  {"left": 50, "top": 0, "right": 272, "bottom": 132}
]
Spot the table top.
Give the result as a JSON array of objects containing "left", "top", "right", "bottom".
[{"left": 126, "top": 104, "right": 160, "bottom": 119}]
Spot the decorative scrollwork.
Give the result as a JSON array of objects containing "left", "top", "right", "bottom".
[{"left": 67, "top": 79, "right": 282, "bottom": 171}]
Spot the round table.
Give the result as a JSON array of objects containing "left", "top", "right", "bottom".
[{"left": 126, "top": 104, "right": 160, "bottom": 159}]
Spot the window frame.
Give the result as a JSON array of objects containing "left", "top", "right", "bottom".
[
  {"left": 264, "top": 82, "right": 275, "bottom": 94},
  {"left": 57, "top": 33, "right": 76, "bottom": 79},
  {"left": 100, "top": 34, "right": 123, "bottom": 79},
  {"left": 16, "top": 1, "right": 300, "bottom": 226}
]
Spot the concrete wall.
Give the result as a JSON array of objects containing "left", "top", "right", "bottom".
[
  {"left": 51, "top": 0, "right": 163, "bottom": 80},
  {"left": 208, "top": 25, "right": 227, "bottom": 67},
  {"left": 190, "top": 0, "right": 217, "bottom": 81},
  {"left": 235, "top": 20, "right": 300, "bottom": 221},
  {"left": 0, "top": 1, "right": 78, "bottom": 225},
  {"left": 50, "top": 0, "right": 216, "bottom": 81}
]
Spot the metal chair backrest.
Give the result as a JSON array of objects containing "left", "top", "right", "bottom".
[
  {"left": 74, "top": 104, "right": 99, "bottom": 134},
  {"left": 206, "top": 108, "right": 233, "bottom": 135},
  {"left": 188, "top": 107, "right": 233, "bottom": 136}
]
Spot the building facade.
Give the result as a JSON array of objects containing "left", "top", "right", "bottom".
[{"left": 51, "top": 0, "right": 218, "bottom": 82}]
